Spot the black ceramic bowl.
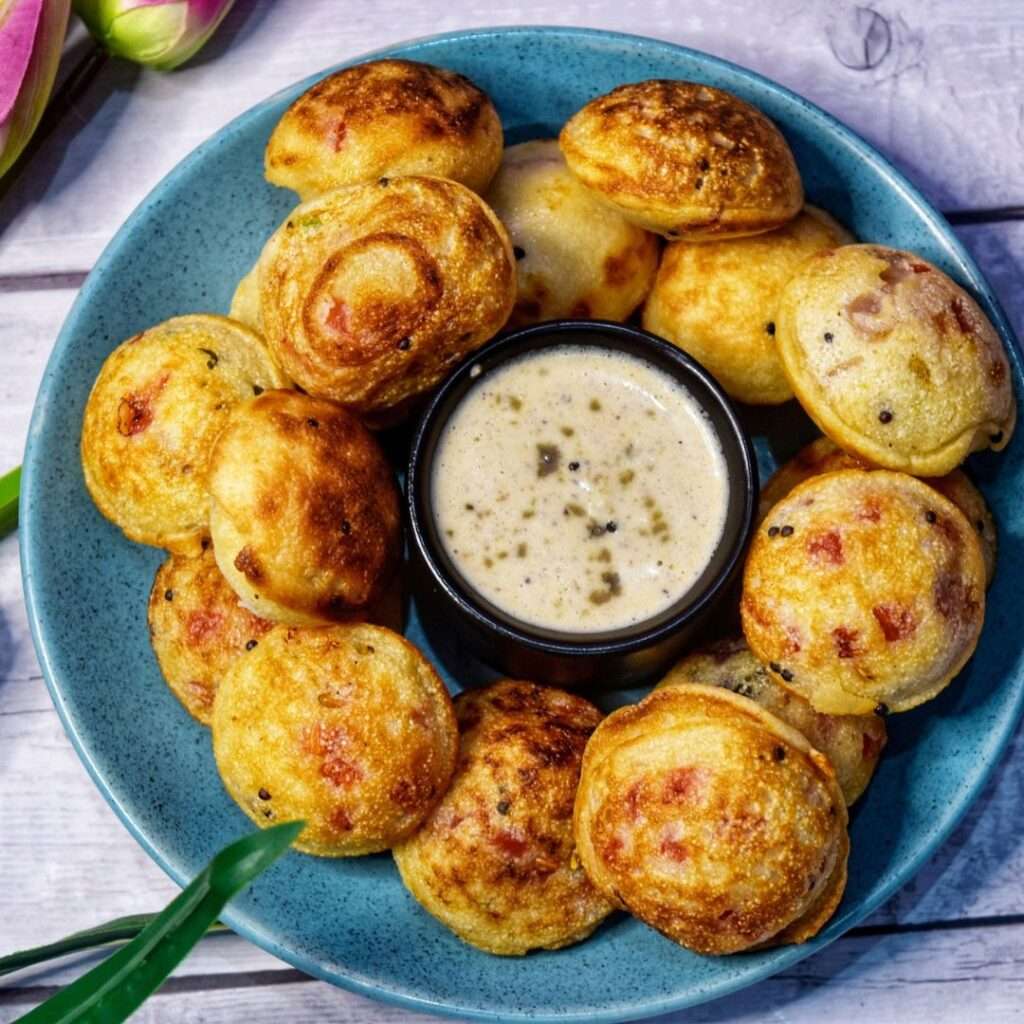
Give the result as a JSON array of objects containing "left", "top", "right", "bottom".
[{"left": 407, "top": 320, "right": 758, "bottom": 689}]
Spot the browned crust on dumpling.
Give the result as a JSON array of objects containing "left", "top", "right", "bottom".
[
  {"left": 265, "top": 59, "right": 503, "bottom": 200},
  {"left": 148, "top": 546, "right": 275, "bottom": 724},
  {"left": 393, "top": 681, "right": 613, "bottom": 955},
  {"left": 207, "top": 389, "right": 401, "bottom": 624},
  {"left": 559, "top": 80, "right": 803, "bottom": 239},
  {"left": 742, "top": 469, "right": 986, "bottom": 714},
  {"left": 776, "top": 245, "right": 1015, "bottom": 476},
  {"left": 484, "top": 139, "right": 659, "bottom": 327},
  {"left": 759, "top": 437, "right": 997, "bottom": 585},
  {"left": 643, "top": 207, "right": 851, "bottom": 404},
  {"left": 212, "top": 624, "right": 458, "bottom": 856},
  {"left": 257, "top": 176, "right": 515, "bottom": 417},
  {"left": 81, "top": 315, "right": 286, "bottom": 553},
  {"left": 574, "top": 684, "right": 848, "bottom": 954},
  {"left": 658, "top": 637, "right": 886, "bottom": 805}
]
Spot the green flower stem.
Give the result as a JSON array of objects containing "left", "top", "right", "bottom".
[
  {"left": 0, "top": 916, "right": 228, "bottom": 978},
  {"left": 11, "top": 821, "right": 302, "bottom": 1023},
  {"left": 0, "top": 466, "right": 20, "bottom": 538}
]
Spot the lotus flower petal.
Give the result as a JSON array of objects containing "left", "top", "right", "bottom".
[{"left": 0, "top": 0, "right": 71, "bottom": 179}]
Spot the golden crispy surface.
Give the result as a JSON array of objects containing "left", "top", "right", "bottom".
[
  {"left": 643, "top": 207, "right": 851, "bottom": 405},
  {"left": 207, "top": 390, "right": 401, "bottom": 624},
  {"left": 657, "top": 637, "right": 886, "bottom": 805},
  {"left": 743, "top": 470, "right": 986, "bottom": 714},
  {"left": 229, "top": 265, "right": 262, "bottom": 333},
  {"left": 759, "top": 437, "right": 998, "bottom": 585},
  {"left": 393, "top": 681, "right": 612, "bottom": 955},
  {"left": 484, "top": 140, "right": 659, "bottom": 327},
  {"left": 257, "top": 176, "right": 515, "bottom": 417},
  {"left": 573, "top": 684, "right": 848, "bottom": 954},
  {"left": 148, "top": 546, "right": 275, "bottom": 724},
  {"left": 559, "top": 80, "right": 803, "bottom": 239},
  {"left": 212, "top": 624, "right": 457, "bottom": 856},
  {"left": 81, "top": 315, "right": 286, "bottom": 553},
  {"left": 265, "top": 59, "right": 503, "bottom": 201},
  {"left": 776, "top": 245, "right": 1016, "bottom": 476}
]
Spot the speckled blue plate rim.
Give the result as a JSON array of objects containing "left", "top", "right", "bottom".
[{"left": 19, "top": 25, "right": 1024, "bottom": 1024}]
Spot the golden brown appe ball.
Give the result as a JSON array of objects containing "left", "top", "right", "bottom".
[
  {"left": 643, "top": 207, "right": 852, "bottom": 405},
  {"left": 743, "top": 469, "right": 986, "bottom": 715},
  {"left": 759, "top": 437, "right": 997, "bottom": 585},
  {"left": 207, "top": 390, "right": 401, "bottom": 625},
  {"left": 148, "top": 547, "right": 405, "bottom": 723},
  {"left": 212, "top": 624, "right": 458, "bottom": 856},
  {"left": 148, "top": 545, "right": 275, "bottom": 724},
  {"left": 81, "top": 315, "right": 287, "bottom": 554},
  {"left": 257, "top": 176, "right": 515, "bottom": 421},
  {"left": 559, "top": 80, "right": 803, "bottom": 239},
  {"left": 573, "top": 684, "right": 848, "bottom": 954},
  {"left": 393, "top": 681, "right": 613, "bottom": 955},
  {"left": 657, "top": 636, "right": 885, "bottom": 805},
  {"left": 483, "top": 140, "right": 659, "bottom": 327},
  {"left": 265, "top": 59, "right": 503, "bottom": 201},
  {"left": 776, "top": 245, "right": 1015, "bottom": 476}
]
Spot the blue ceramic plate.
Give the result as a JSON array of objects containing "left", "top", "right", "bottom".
[{"left": 21, "top": 26, "right": 1024, "bottom": 1023}]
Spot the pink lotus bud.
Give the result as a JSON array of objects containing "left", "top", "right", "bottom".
[
  {"left": 74, "top": 0, "right": 236, "bottom": 71},
  {"left": 0, "top": 0, "right": 72, "bottom": 179}
]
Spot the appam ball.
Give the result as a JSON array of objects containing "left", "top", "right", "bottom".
[
  {"left": 484, "top": 139, "right": 659, "bottom": 327},
  {"left": 257, "top": 175, "right": 515, "bottom": 420},
  {"left": 573, "top": 684, "right": 848, "bottom": 954},
  {"left": 207, "top": 389, "right": 401, "bottom": 625},
  {"left": 81, "top": 315, "right": 286, "bottom": 553},
  {"left": 148, "top": 547, "right": 405, "bottom": 724},
  {"left": 742, "top": 469, "right": 986, "bottom": 715},
  {"left": 643, "top": 207, "right": 852, "bottom": 404},
  {"left": 265, "top": 59, "right": 502, "bottom": 201},
  {"left": 212, "top": 624, "right": 458, "bottom": 856},
  {"left": 148, "top": 545, "right": 275, "bottom": 724},
  {"left": 559, "top": 80, "right": 803, "bottom": 239},
  {"left": 657, "top": 636, "right": 885, "bottom": 805},
  {"left": 776, "top": 245, "right": 1015, "bottom": 476},
  {"left": 393, "top": 681, "right": 613, "bottom": 955},
  {"left": 759, "top": 437, "right": 998, "bottom": 585}
]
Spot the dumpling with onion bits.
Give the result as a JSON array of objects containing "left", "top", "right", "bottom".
[
  {"left": 776, "top": 245, "right": 1015, "bottom": 476},
  {"left": 213, "top": 624, "right": 458, "bottom": 856},
  {"left": 207, "top": 389, "right": 401, "bottom": 624},
  {"left": 265, "top": 59, "right": 502, "bottom": 201},
  {"left": 257, "top": 175, "right": 515, "bottom": 420},
  {"left": 148, "top": 545, "right": 275, "bottom": 724},
  {"left": 643, "top": 207, "right": 851, "bottom": 404},
  {"left": 394, "top": 681, "right": 613, "bottom": 955},
  {"left": 657, "top": 637, "right": 885, "bottom": 805},
  {"left": 574, "top": 684, "right": 848, "bottom": 954},
  {"left": 81, "top": 315, "right": 286, "bottom": 553},
  {"left": 743, "top": 469, "right": 986, "bottom": 715},
  {"left": 484, "top": 140, "right": 659, "bottom": 327},
  {"left": 759, "top": 437, "right": 998, "bottom": 585},
  {"left": 560, "top": 80, "right": 803, "bottom": 239}
]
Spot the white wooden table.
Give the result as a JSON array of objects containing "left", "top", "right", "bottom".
[{"left": 2, "top": 1, "right": 1023, "bottom": 1021}]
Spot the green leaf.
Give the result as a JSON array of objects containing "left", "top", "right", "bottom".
[
  {"left": 0, "top": 916, "right": 228, "bottom": 978},
  {"left": 14, "top": 820, "right": 302, "bottom": 1023},
  {"left": 0, "top": 465, "right": 20, "bottom": 538}
]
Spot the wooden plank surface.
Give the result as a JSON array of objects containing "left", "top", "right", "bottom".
[
  {"left": 2, "top": 1, "right": 1024, "bottom": 1020},
  {"left": 1, "top": 0, "right": 1024, "bottom": 275}
]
